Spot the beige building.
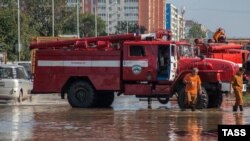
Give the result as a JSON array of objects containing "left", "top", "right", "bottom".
[{"left": 138, "top": 0, "right": 166, "bottom": 33}]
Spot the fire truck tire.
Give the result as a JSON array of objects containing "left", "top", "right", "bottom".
[
  {"left": 67, "top": 81, "right": 95, "bottom": 108},
  {"left": 93, "top": 92, "right": 114, "bottom": 107},
  {"left": 157, "top": 96, "right": 170, "bottom": 104},
  {"left": 177, "top": 86, "right": 188, "bottom": 109},
  {"left": 177, "top": 86, "right": 208, "bottom": 109},
  {"left": 207, "top": 91, "right": 223, "bottom": 108},
  {"left": 196, "top": 87, "right": 209, "bottom": 109}
]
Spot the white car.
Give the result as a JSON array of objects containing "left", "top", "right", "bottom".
[{"left": 0, "top": 64, "right": 33, "bottom": 102}]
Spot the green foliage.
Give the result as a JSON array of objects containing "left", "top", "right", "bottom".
[
  {"left": 80, "top": 14, "right": 107, "bottom": 37},
  {"left": 0, "top": 4, "right": 18, "bottom": 61},
  {"left": 0, "top": 0, "right": 38, "bottom": 61},
  {"left": 115, "top": 21, "right": 147, "bottom": 34},
  {"left": 188, "top": 23, "right": 206, "bottom": 39},
  {"left": 62, "top": 12, "right": 106, "bottom": 37},
  {"left": 23, "top": 0, "right": 67, "bottom": 36},
  {"left": 0, "top": 0, "right": 106, "bottom": 61}
]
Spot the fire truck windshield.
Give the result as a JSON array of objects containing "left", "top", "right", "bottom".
[{"left": 178, "top": 45, "right": 194, "bottom": 57}]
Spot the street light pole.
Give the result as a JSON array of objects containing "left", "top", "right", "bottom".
[
  {"left": 107, "top": 4, "right": 110, "bottom": 35},
  {"left": 126, "top": 20, "right": 128, "bottom": 34},
  {"left": 17, "top": 0, "right": 20, "bottom": 61},
  {"left": 52, "top": 0, "right": 54, "bottom": 36},
  {"left": 95, "top": 1, "right": 97, "bottom": 37},
  {"left": 77, "top": 0, "right": 80, "bottom": 37},
  {"left": 181, "top": 6, "right": 185, "bottom": 39}
]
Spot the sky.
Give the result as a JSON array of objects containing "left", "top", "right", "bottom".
[{"left": 168, "top": 0, "right": 250, "bottom": 38}]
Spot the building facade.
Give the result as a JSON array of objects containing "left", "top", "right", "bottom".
[
  {"left": 178, "top": 14, "right": 185, "bottom": 40},
  {"left": 82, "top": 0, "right": 167, "bottom": 34},
  {"left": 166, "top": 3, "right": 185, "bottom": 41},
  {"left": 67, "top": 0, "right": 82, "bottom": 7},
  {"left": 82, "top": 0, "right": 96, "bottom": 13},
  {"left": 138, "top": 0, "right": 166, "bottom": 33},
  {"left": 82, "top": 0, "right": 139, "bottom": 35},
  {"left": 166, "top": 3, "right": 178, "bottom": 40}
]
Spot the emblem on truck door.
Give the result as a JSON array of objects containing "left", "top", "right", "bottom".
[{"left": 132, "top": 65, "right": 142, "bottom": 75}]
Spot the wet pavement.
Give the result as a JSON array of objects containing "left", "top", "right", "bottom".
[{"left": 0, "top": 94, "right": 250, "bottom": 141}]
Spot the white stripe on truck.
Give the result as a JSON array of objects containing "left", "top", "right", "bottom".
[{"left": 38, "top": 60, "right": 148, "bottom": 67}]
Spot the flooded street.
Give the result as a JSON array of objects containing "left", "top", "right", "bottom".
[{"left": 0, "top": 94, "right": 250, "bottom": 141}]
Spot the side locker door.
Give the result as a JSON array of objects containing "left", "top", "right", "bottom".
[
  {"left": 123, "top": 44, "right": 151, "bottom": 81},
  {"left": 168, "top": 44, "right": 178, "bottom": 80}
]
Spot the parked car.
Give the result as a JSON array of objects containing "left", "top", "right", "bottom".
[
  {"left": 14, "top": 61, "right": 32, "bottom": 79},
  {"left": 0, "top": 64, "right": 33, "bottom": 102}
]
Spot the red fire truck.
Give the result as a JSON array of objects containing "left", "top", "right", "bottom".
[
  {"left": 194, "top": 40, "right": 249, "bottom": 68},
  {"left": 194, "top": 39, "right": 250, "bottom": 91},
  {"left": 30, "top": 33, "right": 243, "bottom": 108}
]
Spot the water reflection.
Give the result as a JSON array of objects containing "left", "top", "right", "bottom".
[
  {"left": 29, "top": 106, "right": 223, "bottom": 140},
  {"left": 11, "top": 106, "right": 20, "bottom": 141},
  {"left": 0, "top": 106, "right": 34, "bottom": 140},
  {"left": 234, "top": 113, "right": 244, "bottom": 125},
  {"left": 171, "top": 112, "right": 219, "bottom": 141},
  {"left": 0, "top": 97, "right": 249, "bottom": 140},
  {"left": 185, "top": 115, "right": 202, "bottom": 141},
  {"left": 222, "top": 112, "right": 245, "bottom": 125}
]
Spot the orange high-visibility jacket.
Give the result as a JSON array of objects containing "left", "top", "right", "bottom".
[
  {"left": 183, "top": 73, "right": 201, "bottom": 95},
  {"left": 213, "top": 30, "right": 225, "bottom": 41},
  {"left": 231, "top": 74, "right": 243, "bottom": 90}
]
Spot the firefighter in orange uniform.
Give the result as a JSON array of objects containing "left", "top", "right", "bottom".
[
  {"left": 231, "top": 67, "right": 244, "bottom": 112},
  {"left": 213, "top": 27, "right": 226, "bottom": 43},
  {"left": 183, "top": 68, "right": 202, "bottom": 111}
]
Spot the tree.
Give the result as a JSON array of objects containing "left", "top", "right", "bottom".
[
  {"left": 188, "top": 23, "right": 206, "bottom": 39},
  {"left": 0, "top": 1, "right": 107, "bottom": 61},
  {"left": 23, "top": 0, "right": 67, "bottom": 36},
  {"left": 115, "top": 21, "right": 147, "bottom": 34},
  {"left": 80, "top": 14, "right": 106, "bottom": 37},
  {"left": 132, "top": 24, "right": 147, "bottom": 34},
  {"left": 0, "top": 0, "right": 37, "bottom": 61},
  {"left": 61, "top": 12, "right": 106, "bottom": 37}
]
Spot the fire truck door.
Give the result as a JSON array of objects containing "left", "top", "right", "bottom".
[
  {"left": 123, "top": 45, "right": 153, "bottom": 81},
  {"left": 169, "top": 44, "right": 178, "bottom": 80},
  {"left": 157, "top": 44, "right": 177, "bottom": 81}
]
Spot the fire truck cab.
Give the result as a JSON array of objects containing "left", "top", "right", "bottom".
[{"left": 123, "top": 41, "right": 178, "bottom": 81}]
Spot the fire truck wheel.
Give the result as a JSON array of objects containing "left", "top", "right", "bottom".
[
  {"left": 177, "top": 85, "right": 188, "bottom": 109},
  {"left": 177, "top": 86, "right": 208, "bottom": 109},
  {"left": 67, "top": 81, "right": 95, "bottom": 108},
  {"left": 157, "top": 96, "right": 170, "bottom": 104},
  {"left": 93, "top": 92, "right": 114, "bottom": 107},
  {"left": 196, "top": 87, "right": 209, "bottom": 109},
  {"left": 207, "top": 91, "right": 223, "bottom": 108}
]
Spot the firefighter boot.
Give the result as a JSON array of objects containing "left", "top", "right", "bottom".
[
  {"left": 181, "top": 106, "right": 186, "bottom": 111},
  {"left": 147, "top": 98, "right": 152, "bottom": 109},
  {"left": 191, "top": 104, "right": 196, "bottom": 111},
  {"left": 239, "top": 105, "right": 243, "bottom": 111},
  {"left": 233, "top": 105, "right": 238, "bottom": 112}
]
